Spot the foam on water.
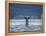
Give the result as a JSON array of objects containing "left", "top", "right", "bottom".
[{"left": 10, "top": 19, "right": 42, "bottom": 32}]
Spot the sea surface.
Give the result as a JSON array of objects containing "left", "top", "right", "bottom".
[{"left": 10, "top": 19, "right": 42, "bottom": 32}]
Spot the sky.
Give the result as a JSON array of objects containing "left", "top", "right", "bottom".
[{"left": 9, "top": 3, "right": 43, "bottom": 19}]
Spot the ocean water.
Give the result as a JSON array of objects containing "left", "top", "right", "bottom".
[{"left": 10, "top": 19, "right": 42, "bottom": 32}]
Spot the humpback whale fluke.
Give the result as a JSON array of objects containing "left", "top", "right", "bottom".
[{"left": 24, "top": 16, "right": 30, "bottom": 26}]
